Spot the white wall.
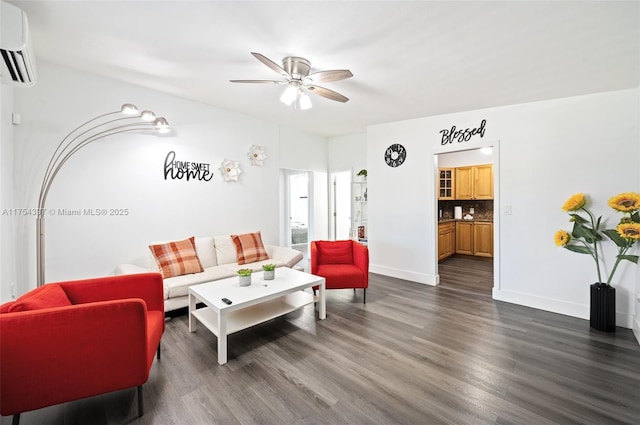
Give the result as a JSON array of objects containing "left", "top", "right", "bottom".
[
  {"left": 279, "top": 126, "right": 329, "bottom": 243},
  {"left": 328, "top": 133, "right": 367, "bottom": 240},
  {"left": 0, "top": 83, "right": 17, "bottom": 302},
  {"left": 368, "top": 89, "right": 640, "bottom": 329},
  {"left": 328, "top": 133, "right": 366, "bottom": 174},
  {"left": 7, "top": 61, "right": 327, "bottom": 294}
]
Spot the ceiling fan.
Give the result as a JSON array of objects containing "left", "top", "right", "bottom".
[{"left": 230, "top": 52, "right": 353, "bottom": 109}]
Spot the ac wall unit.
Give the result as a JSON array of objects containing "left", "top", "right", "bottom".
[{"left": 1, "top": 0, "right": 37, "bottom": 86}]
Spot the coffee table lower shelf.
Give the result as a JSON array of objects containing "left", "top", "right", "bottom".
[{"left": 190, "top": 291, "right": 315, "bottom": 339}]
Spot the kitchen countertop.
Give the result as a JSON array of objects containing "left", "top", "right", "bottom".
[{"left": 438, "top": 218, "right": 493, "bottom": 223}]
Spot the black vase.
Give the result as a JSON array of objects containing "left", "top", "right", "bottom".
[{"left": 590, "top": 283, "right": 616, "bottom": 332}]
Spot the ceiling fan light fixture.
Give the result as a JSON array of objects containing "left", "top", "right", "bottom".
[
  {"left": 280, "top": 85, "right": 298, "bottom": 106},
  {"left": 299, "top": 91, "right": 312, "bottom": 110},
  {"left": 232, "top": 53, "right": 352, "bottom": 107}
]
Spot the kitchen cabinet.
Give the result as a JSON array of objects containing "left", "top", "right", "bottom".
[
  {"left": 455, "top": 222, "right": 473, "bottom": 255},
  {"left": 473, "top": 222, "right": 493, "bottom": 257},
  {"left": 455, "top": 221, "right": 493, "bottom": 257},
  {"left": 438, "top": 222, "right": 456, "bottom": 261},
  {"left": 438, "top": 168, "right": 455, "bottom": 200},
  {"left": 455, "top": 164, "right": 493, "bottom": 200}
]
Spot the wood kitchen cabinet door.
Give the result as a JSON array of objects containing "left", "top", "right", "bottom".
[
  {"left": 454, "top": 167, "right": 473, "bottom": 199},
  {"left": 473, "top": 222, "right": 493, "bottom": 257},
  {"left": 474, "top": 165, "right": 493, "bottom": 199},
  {"left": 455, "top": 222, "right": 473, "bottom": 255},
  {"left": 438, "top": 222, "right": 456, "bottom": 261}
]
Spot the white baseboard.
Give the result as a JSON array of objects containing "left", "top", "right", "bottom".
[
  {"left": 492, "top": 288, "right": 634, "bottom": 330},
  {"left": 634, "top": 317, "right": 640, "bottom": 345},
  {"left": 369, "top": 264, "right": 437, "bottom": 286}
]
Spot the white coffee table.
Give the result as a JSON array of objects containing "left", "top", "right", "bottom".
[{"left": 188, "top": 267, "right": 326, "bottom": 365}]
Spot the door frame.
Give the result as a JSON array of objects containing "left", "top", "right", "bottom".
[
  {"left": 433, "top": 141, "right": 500, "bottom": 296},
  {"left": 282, "top": 169, "right": 312, "bottom": 252}
]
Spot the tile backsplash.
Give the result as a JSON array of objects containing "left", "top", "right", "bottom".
[{"left": 439, "top": 200, "right": 493, "bottom": 221}]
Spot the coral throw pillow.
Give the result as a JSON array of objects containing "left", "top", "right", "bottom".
[
  {"left": 149, "top": 236, "right": 204, "bottom": 279},
  {"left": 8, "top": 284, "right": 72, "bottom": 312},
  {"left": 231, "top": 231, "right": 270, "bottom": 265}
]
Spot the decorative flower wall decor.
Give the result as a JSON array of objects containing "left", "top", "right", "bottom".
[
  {"left": 247, "top": 144, "right": 267, "bottom": 166},
  {"left": 218, "top": 159, "right": 242, "bottom": 182}
]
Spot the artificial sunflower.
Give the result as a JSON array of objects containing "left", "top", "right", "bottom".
[
  {"left": 608, "top": 192, "right": 640, "bottom": 213},
  {"left": 556, "top": 192, "right": 640, "bottom": 286},
  {"left": 561, "top": 193, "right": 586, "bottom": 212},
  {"left": 616, "top": 222, "right": 640, "bottom": 240},
  {"left": 554, "top": 230, "right": 570, "bottom": 247}
]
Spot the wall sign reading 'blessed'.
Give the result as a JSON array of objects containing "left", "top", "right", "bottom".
[
  {"left": 164, "top": 151, "right": 214, "bottom": 181},
  {"left": 440, "top": 119, "right": 486, "bottom": 145}
]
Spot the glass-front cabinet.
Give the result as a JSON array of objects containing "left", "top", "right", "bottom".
[{"left": 438, "top": 168, "right": 455, "bottom": 200}]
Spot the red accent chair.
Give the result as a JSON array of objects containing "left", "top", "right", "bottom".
[
  {"left": 0, "top": 273, "right": 165, "bottom": 425},
  {"left": 311, "top": 240, "right": 369, "bottom": 303}
]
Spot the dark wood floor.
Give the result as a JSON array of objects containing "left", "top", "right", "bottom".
[
  {"left": 438, "top": 254, "right": 493, "bottom": 296},
  {"left": 5, "top": 264, "right": 640, "bottom": 425}
]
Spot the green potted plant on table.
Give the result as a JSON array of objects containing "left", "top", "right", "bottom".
[
  {"left": 554, "top": 192, "right": 640, "bottom": 332},
  {"left": 237, "top": 268, "right": 252, "bottom": 287},
  {"left": 262, "top": 264, "right": 276, "bottom": 280}
]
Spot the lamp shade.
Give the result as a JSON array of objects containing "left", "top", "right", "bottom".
[
  {"left": 120, "top": 103, "right": 139, "bottom": 115},
  {"left": 280, "top": 85, "right": 298, "bottom": 106}
]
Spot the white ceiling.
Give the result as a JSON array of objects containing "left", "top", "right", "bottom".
[{"left": 9, "top": 0, "right": 640, "bottom": 137}]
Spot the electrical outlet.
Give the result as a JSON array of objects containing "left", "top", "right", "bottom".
[
  {"left": 504, "top": 205, "right": 512, "bottom": 215},
  {"left": 470, "top": 207, "right": 474, "bottom": 214}
]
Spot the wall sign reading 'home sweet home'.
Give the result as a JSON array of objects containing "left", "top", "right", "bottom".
[
  {"left": 439, "top": 119, "right": 487, "bottom": 145},
  {"left": 164, "top": 151, "right": 213, "bottom": 181}
]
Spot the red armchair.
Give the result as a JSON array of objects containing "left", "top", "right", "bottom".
[
  {"left": 0, "top": 273, "right": 165, "bottom": 425},
  {"left": 311, "top": 240, "right": 369, "bottom": 303}
]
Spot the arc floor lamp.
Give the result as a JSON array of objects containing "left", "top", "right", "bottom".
[{"left": 36, "top": 103, "right": 170, "bottom": 287}]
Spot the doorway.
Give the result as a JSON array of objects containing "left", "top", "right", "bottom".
[
  {"left": 284, "top": 170, "right": 311, "bottom": 263},
  {"left": 331, "top": 171, "right": 352, "bottom": 240},
  {"left": 435, "top": 146, "right": 497, "bottom": 296}
]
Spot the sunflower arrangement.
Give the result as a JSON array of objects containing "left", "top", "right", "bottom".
[{"left": 554, "top": 192, "right": 640, "bottom": 285}]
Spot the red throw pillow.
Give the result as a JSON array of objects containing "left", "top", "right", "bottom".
[
  {"left": 8, "top": 284, "right": 72, "bottom": 312},
  {"left": 316, "top": 240, "right": 354, "bottom": 264},
  {"left": 231, "top": 231, "right": 270, "bottom": 265},
  {"left": 149, "top": 236, "right": 204, "bottom": 279}
]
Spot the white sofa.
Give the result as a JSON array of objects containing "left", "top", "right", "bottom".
[{"left": 115, "top": 235, "right": 304, "bottom": 312}]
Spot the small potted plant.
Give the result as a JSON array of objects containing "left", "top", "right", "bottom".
[
  {"left": 262, "top": 263, "right": 276, "bottom": 280},
  {"left": 357, "top": 169, "right": 367, "bottom": 181},
  {"left": 237, "top": 268, "right": 252, "bottom": 286}
]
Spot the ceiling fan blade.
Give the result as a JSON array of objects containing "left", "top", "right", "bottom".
[
  {"left": 307, "top": 85, "right": 349, "bottom": 103},
  {"left": 251, "top": 52, "right": 290, "bottom": 78},
  {"left": 229, "top": 79, "right": 283, "bottom": 84},
  {"left": 307, "top": 69, "right": 353, "bottom": 83}
]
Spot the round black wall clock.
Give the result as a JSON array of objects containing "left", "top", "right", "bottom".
[{"left": 384, "top": 143, "right": 406, "bottom": 167}]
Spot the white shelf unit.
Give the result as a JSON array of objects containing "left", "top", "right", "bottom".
[
  {"left": 190, "top": 291, "right": 315, "bottom": 336},
  {"left": 351, "top": 178, "right": 368, "bottom": 243}
]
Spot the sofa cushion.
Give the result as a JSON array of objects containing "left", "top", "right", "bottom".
[
  {"left": 163, "top": 266, "right": 237, "bottom": 300},
  {"left": 194, "top": 236, "right": 217, "bottom": 268},
  {"left": 231, "top": 231, "right": 270, "bottom": 265},
  {"left": 214, "top": 235, "right": 239, "bottom": 265},
  {"left": 315, "top": 240, "right": 353, "bottom": 264},
  {"left": 315, "top": 264, "right": 366, "bottom": 289},
  {"left": 149, "top": 236, "right": 204, "bottom": 279},
  {"left": 7, "top": 284, "right": 72, "bottom": 312},
  {"left": 221, "top": 259, "right": 285, "bottom": 274}
]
